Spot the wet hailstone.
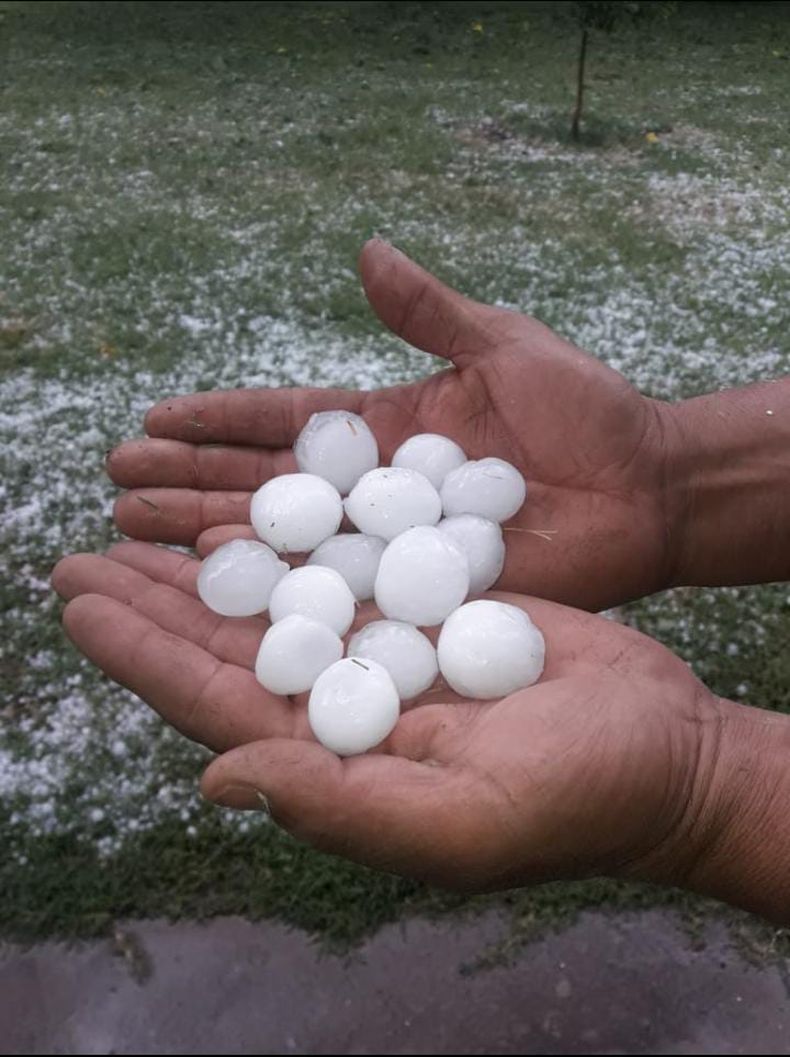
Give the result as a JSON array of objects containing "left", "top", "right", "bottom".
[
  {"left": 250, "top": 473, "right": 343, "bottom": 553},
  {"left": 440, "top": 458, "right": 527, "bottom": 523},
  {"left": 438, "top": 515, "right": 505, "bottom": 594},
  {"left": 347, "top": 620, "right": 438, "bottom": 700},
  {"left": 374, "top": 525, "right": 470, "bottom": 627},
  {"left": 391, "top": 433, "right": 467, "bottom": 489},
  {"left": 196, "top": 539, "right": 288, "bottom": 617},
  {"left": 437, "top": 600, "right": 545, "bottom": 699},
  {"left": 255, "top": 614, "right": 343, "bottom": 696},
  {"left": 268, "top": 564, "right": 356, "bottom": 636},
  {"left": 308, "top": 657, "right": 401, "bottom": 756},
  {"left": 294, "top": 410, "right": 379, "bottom": 494},
  {"left": 307, "top": 533, "right": 387, "bottom": 602},
  {"left": 345, "top": 467, "right": 442, "bottom": 541}
]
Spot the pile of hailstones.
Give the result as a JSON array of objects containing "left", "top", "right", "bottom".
[{"left": 197, "top": 411, "right": 544, "bottom": 756}]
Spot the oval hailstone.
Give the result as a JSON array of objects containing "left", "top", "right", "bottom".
[
  {"left": 374, "top": 525, "right": 469, "bottom": 627},
  {"left": 255, "top": 614, "right": 343, "bottom": 696},
  {"left": 438, "top": 515, "right": 505, "bottom": 594},
  {"left": 348, "top": 620, "right": 438, "bottom": 700},
  {"left": 437, "top": 600, "right": 545, "bottom": 700},
  {"left": 345, "top": 467, "right": 442, "bottom": 541},
  {"left": 197, "top": 539, "right": 288, "bottom": 617},
  {"left": 268, "top": 565, "right": 356, "bottom": 636},
  {"left": 307, "top": 533, "right": 386, "bottom": 602},
  {"left": 250, "top": 473, "right": 342, "bottom": 554},
  {"left": 440, "top": 458, "right": 527, "bottom": 523},
  {"left": 308, "top": 657, "right": 400, "bottom": 756},
  {"left": 391, "top": 433, "right": 467, "bottom": 489},
  {"left": 294, "top": 411, "right": 379, "bottom": 495}
]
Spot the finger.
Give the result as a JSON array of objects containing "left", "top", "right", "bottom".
[
  {"left": 62, "top": 595, "right": 297, "bottom": 751},
  {"left": 105, "top": 540, "right": 201, "bottom": 595},
  {"left": 52, "top": 553, "right": 265, "bottom": 670},
  {"left": 200, "top": 736, "right": 478, "bottom": 882},
  {"left": 359, "top": 239, "right": 512, "bottom": 367},
  {"left": 106, "top": 438, "right": 296, "bottom": 490},
  {"left": 196, "top": 524, "right": 257, "bottom": 558},
  {"left": 144, "top": 387, "right": 366, "bottom": 447},
  {"left": 114, "top": 489, "right": 251, "bottom": 544}
]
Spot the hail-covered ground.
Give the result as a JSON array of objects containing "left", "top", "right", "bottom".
[{"left": 1, "top": 1, "right": 789, "bottom": 942}]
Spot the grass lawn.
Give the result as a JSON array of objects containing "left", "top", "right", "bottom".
[{"left": 1, "top": 0, "right": 789, "bottom": 953}]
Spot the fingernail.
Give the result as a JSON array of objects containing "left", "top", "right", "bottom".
[{"left": 208, "top": 783, "right": 267, "bottom": 811}]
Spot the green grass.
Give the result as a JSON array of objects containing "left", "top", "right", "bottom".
[{"left": 1, "top": 0, "right": 790, "bottom": 951}]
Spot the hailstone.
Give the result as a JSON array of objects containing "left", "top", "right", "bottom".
[
  {"left": 250, "top": 473, "right": 342, "bottom": 553},
  {"left": 268, "top": 565, "right": 356, "bottom": 636},
  {"left": 294, "top": 410, "right": 378, "bottom": 494},
  {"left": 307, "top": 533, "right": 386, "bottom": 602},
  {"left": 391, "top": 433, "right": 466, "bottom": 489},
  {"left": 308, "top": 657, "right": 400, "bottom": 756},
  {"left": 440, "top": 458, "right": 526, "bottom": 523},
  {"left": 345, "top": 467, "right": 441, "bottom": 541},
  {"left": 437, "top": 600, "right": 545, "bottom": 699},
  {"left": 196, "top": 539, "right": 288, "bottom": 617},
  {"left": 374, "top": 525, "right": 469, "bottom": 627},
  {"left": 254, "top": 614, "right": 343, "bottom": 696},
  {"left": 348, "top": 620, "right": 438, "bottom": 700},
  {"left": 438, "top": 515, "right": 505, "bottom": 594}
]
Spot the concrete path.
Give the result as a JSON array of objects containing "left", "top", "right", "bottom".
[{"left": 1, "top": 909, "right": 789, "bottom": 1055}]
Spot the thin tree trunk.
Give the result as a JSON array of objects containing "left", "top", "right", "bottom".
[{"left": 570, "top": 28, "right": 588, "bottom": 141}]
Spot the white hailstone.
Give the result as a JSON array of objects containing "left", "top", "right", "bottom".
[
  {"left": 268, "top": 565, "right": 356, "bottom": 636},
  {"left": 440, "top": 458, "right": 527, "bottom": 523},
  {"left": 438, "top": 515, "right": 505, "bottom": 595},
  {"left": 255, "top": 614, "right": 343, "bottom": 696},
  {"left": 294, "top": 410, "right": 379, "bottom": 495},
  {"left": 345, "top": 467, "right": 442, "bottom": 541},
  {"left": 375, "top": 525, "right": 470, "bottom": 627},
  {"left": 391, "top": 433, "right": 467, "bottom": 489},
  {"left": 348, "top": 620, "right": 438, "bottom": 701},
  {"left": 307, "top": 533, "right": 386, "bottom": 602},
  {"left": 437, "top": 600, "right": 545, "bottom": 700},
  {"left": 250, "top": 473, "right": 342, "bottom": 554},
  {"left": 308, "top": 657, "right": 400, "bottom": 756},
  {"left": 197, "top": 539, "right": 288, "bottom": 617}
]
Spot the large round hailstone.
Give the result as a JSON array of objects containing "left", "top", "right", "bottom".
[
  {"left": 440, "top": 458, "right": 527, "bottom": 523},
  {"left": 345, "top": 467, "right": 442, "bottom": 542},
  {"left": 308, "top": 657, "right": 400, "bottom": 756},
  {"left": 348, "top": 620, "right": 438, "bottom": 701},
  {"left": 294, "top": 410, "right": 379, "bottom": 495},
  {"left": 197, "top": 539, "right": 288, "bottom": 617},
  {"left": 438, "top": 515, "right": 505, "bottom": 594},
  {"left": 437, "top": 600, "right": 545, "bottom": 700},
  {"left": 374, "top": 525, "right": 469, "bottom": 627},
  {"left": 391, "top": 433, "right": 467, "bottom": 490},
  {"left": 307, "top": 533, "right": 386, "bottom": 602},
  {"left": 250, "top": 473, "right": 342, "bottom": 554},
  {"left": 268, "top": 564, "right": 356, "bottom": 636},
  {"left": 255, "top": 614, "right": 343, "bottom": 696}
]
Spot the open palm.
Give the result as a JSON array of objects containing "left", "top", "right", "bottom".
[
  {"left": 52, "top": 540, "right": 712, "bottom": 890},
  {"left": 108, "top": 240, "right": 678, "bottom": 612}
]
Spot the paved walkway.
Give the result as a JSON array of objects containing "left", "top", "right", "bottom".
[{"left": 1, "top": 909, "right": 789, "bottom": 1054}]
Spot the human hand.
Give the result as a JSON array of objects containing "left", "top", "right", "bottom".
[
  {"left": 107, "top": 240, "right": 681, "bottom": 611},
  {"left": 51, "top": 540, "right": 724, "bottom": 895}
]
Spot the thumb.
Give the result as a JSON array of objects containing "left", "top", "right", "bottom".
[
  {"left": 199, "top": 733, "right": 482, "bottom": 885},
  {"left": 359, "top": 239, "right": 510, "bottom": 367}
]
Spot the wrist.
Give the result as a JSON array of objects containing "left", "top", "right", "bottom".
[{"left": 630, "top": 693, "right": 790, "bottom": 923}]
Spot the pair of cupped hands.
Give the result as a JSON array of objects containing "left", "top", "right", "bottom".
[{"left": 52, "top": 240, "right": 732, "bottom": 896}]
